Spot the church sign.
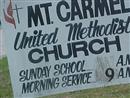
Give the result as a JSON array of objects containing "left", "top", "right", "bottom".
[{"left": 2, "top": 0, "right": 130, "bottom": 98}]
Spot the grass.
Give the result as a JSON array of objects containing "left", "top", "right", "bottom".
[
  {"left": 0, "top": 57, "right": 130, "bottom": 98},
  {"left": 0, "top": 57, "right": 13, "bottom": 98}
]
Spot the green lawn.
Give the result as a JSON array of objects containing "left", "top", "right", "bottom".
[
  {"left": 0, "top": 57, "right": 13, "bottom": 97},
  {"left": 0, "top": 57, "right": 130, "bottom": 98}
]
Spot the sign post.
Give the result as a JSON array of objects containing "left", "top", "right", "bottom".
[{"left": 2, "top": 0, "right": 130, "bottom": 98}]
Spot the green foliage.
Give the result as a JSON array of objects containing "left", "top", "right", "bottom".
[
  {"left": 0, "top": 57, "right": 13, "bottom": 98},
  {"left": 0, "top": 57, "right": 130, "bottom": 98},
  {"left": 41, "top": 84, "right": 130, "bottom": 98}
]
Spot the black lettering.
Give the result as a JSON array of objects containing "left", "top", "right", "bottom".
[
  {"left": 14, "top": 32, "right": 27, "bottom": 50},
  {"left": 28, "top": 48, "right": 43, "bottom": 63},
  {"left": 58, "top": 43, "right": 72, "bottom": 59},
  {"left": 81, "top": 0, "right": 94, "bottom": 18},
  {"left": 57, "top": 0, "right": 70, "bottom": 22},
  {"left": 71, "top": 0, "right": 83, "bottom": 20},
  {"left": 28, "top": 5, "right": 44, "bottom": 27},
  {"left": 109, "top": 0, "right": 121, "bottom": 15},
  {"left": 89, "top": 39, "right": 104, "bottom": 54},
  {"left": 40, "top": 3, "right": 52, "bottom": 24},
  {"left": 104, "top": 36, "right": 121, "bottom": 53},
  {"left": 116, "top": 55, "right": 123, "bottom": 66},
  {"left": 95, "top": 0, "right": 110, "bottom": 17},
  {"left": 72, "top": 41, "right": 88, "bottom": 57},
  {"left": 120, "top": 0, "right": 130, "bottom": 13},
  {"left": 43, "top": 46, "right": 59, "bottom": 62}
]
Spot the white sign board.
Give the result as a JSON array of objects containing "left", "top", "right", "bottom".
[{"left": 2, "top": 0, "right": 130, "bottom": 98}]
